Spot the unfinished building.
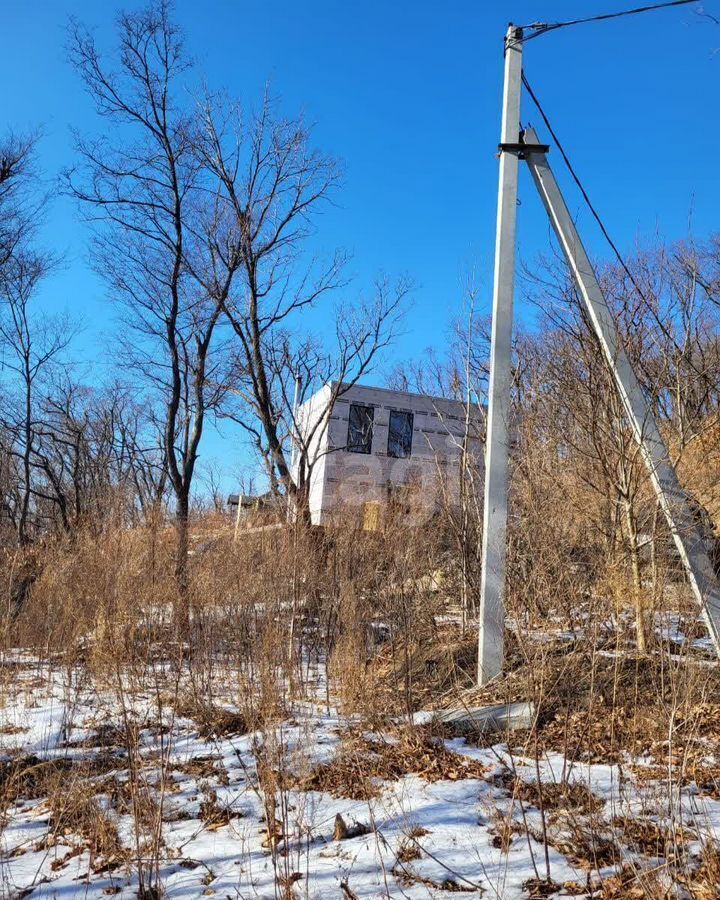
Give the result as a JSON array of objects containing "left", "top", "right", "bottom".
[{"left": 292, "top": 382, "right": 483, "bottom": 526}]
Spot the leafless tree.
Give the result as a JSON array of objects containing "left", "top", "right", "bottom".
[
  {"left": 194, "top": 95, "right": 340, "bottom": 495},
  {"left": 0, "top": 132, "right": 43, "bottom": 276},
  {"left": 391, "top": 279, "right": 489, "bottom": 628},
  {"left": 258, "top": 280, "right": 408, "bottom": 516},
  {"left": 26, "top": 379, "right": 167, "bottom": 533},
  {"left": 66, "top": 2, "right": 235, "bottom": 625},
  {"left": 195, "top": 94, "right": 409, "bottom": 516},
  {"left": 0, "top": 248, "right": 72, "bottom": 545},
  {"left": 107, "top": 388, "right": 170, "bottom": 515},
  {"left": 638, "top": 241, "right": 720, "bottom": 447}
]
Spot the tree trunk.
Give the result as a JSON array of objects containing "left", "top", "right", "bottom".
[
  {"left": 649, "top": 501, "right": 660, "bottom": 599},
  {"left": 18, "top": 359, "right": 33, "bottom": 546},
  {"left": 174, "top": 492, "right": 190, "bottom": 638},
  {"left": 292, "top": 480, "right": 313, "bottom": 528},
  {"left": 624, "top": 498, "right": 647, "bottom": 653}
]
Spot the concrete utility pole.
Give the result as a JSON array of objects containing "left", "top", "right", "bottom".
[
  {"left": 478, "top": 25, "right": 523, "bottom": 685},
  {"left": 477, "top": 27, "right": 720, "bottom": 682},
  {"left": 521, "top": 127, "right": 720, "bottom": 658}
]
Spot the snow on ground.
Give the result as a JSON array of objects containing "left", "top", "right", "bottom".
[
  {"left": 654, "top": 611, "right": 717, "bottom": 655},
  {"left": 0, "top": 655, "right": 718, "bottom": 898}
]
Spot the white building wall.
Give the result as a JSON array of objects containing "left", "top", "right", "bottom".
[
  {"left": 294, "top": 382, "right": 332, "bottom": 523},
  {"left": 294, "top": 382, "right": 483, "bottom": 526}
]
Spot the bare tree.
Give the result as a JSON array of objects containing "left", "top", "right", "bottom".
[
  {"left": 0, "top": 252, "right": 72, "bottom": 544},
  {"left": 108, "top": 387, "right": 170, "bottom": 516},
  {"left": 26, "top": 379, "right": 167, "bottom": 533},
  {"left": 0, "top": 132, "right": 42, "bottom": 276},
  {"left": 259, "top": 280, "right": 408, "bottom": 517},
  {"left": 391, "top": 280, "right": 489, "bottom": 629},
  {"left": 195, "top": 95, "right": 409, "bottom": 516},
  {"left": 66, "top": 2, "right": 235, "bottom": 626},
  {"left": 194, "top": 96, "right": 340, "bottom": 498}
]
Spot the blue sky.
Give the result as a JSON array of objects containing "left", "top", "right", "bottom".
[{"left": 4, "top": 0, "right": 719, "bottom": 493}]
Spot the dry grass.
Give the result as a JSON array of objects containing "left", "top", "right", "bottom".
[
  {"left": 173, "top": 697, "right": 248, "bottom": 739},
  {"left": 198, "top": 785, "right": 242, "bottom": 829},
  {"left": 296, "top": 726, "right": 488, "bottom": 799},
  {"left": 1, "top": 493, "right": 720, "bottom": 898},
  {"left": 47, "top": 779, "right": 124, "bottom": 863},
  {"left": 0, "top": 754, "right": 122, "bottom": 811},
  {"left": 496, "top": 770, "right": 605, "bottom": 816}
]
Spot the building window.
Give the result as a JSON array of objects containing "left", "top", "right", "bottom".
[
  {"left": 347, "top": 403, "right": 374, "bottom": 454},
  {"left": 387, "top": 410, "right": 413, "bottom": 458}
]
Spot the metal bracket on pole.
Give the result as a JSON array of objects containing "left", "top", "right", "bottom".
[
  {"left": 477, "top": 25, "right": 523, "bottom": 685},
  {"left": 521, "top": 126, "right": 720, "bottom": 658},
  {"left": 498, "top": 141, "right": 550, "bottom": 158}
]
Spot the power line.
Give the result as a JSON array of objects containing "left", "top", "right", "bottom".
[
  {"left": 521, "top": 71, "right": 649, "bottom": 305},
  {"left": 516, "top": 0, "right": 698, "bottom": 43},
  {"left": 510, "top": 0, "right": 700, "bottom": 290}
]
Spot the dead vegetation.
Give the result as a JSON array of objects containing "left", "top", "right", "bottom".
[
  {"left": 173, "top": 697, "right": 248, "bottom": 739},
  {"left": 495, "top": 770, "right": 605, "bottom": 817},
  {"left": 1, "top": 496, "right": 720, "bottom": 897},
  {"left": 46, "top": 780, "right": 124, "bottom": 863},
  {"left": 0, "top": 754, "right": 122, "bottom": 809},
  {"left": 296, "top": 727, "right": 488, "bottom": 799}
]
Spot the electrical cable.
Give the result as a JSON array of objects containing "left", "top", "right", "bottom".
[
  {"left": 515, "top": 0, "right": 698, "bottom": 43},
  {"left": 521, "top": 71, "right": 650, "bottom": 306}
]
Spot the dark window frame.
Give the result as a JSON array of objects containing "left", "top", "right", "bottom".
[
  {"left": 387, "top": 409, "right": 414, "bottom": 458},
  {"left": 346, "top": 403, "right": 374, "bottom": 454}
]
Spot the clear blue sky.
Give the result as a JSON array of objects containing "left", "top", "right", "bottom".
[{"left": 4, "top": 0, "right": 719, "bottom": 493}]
